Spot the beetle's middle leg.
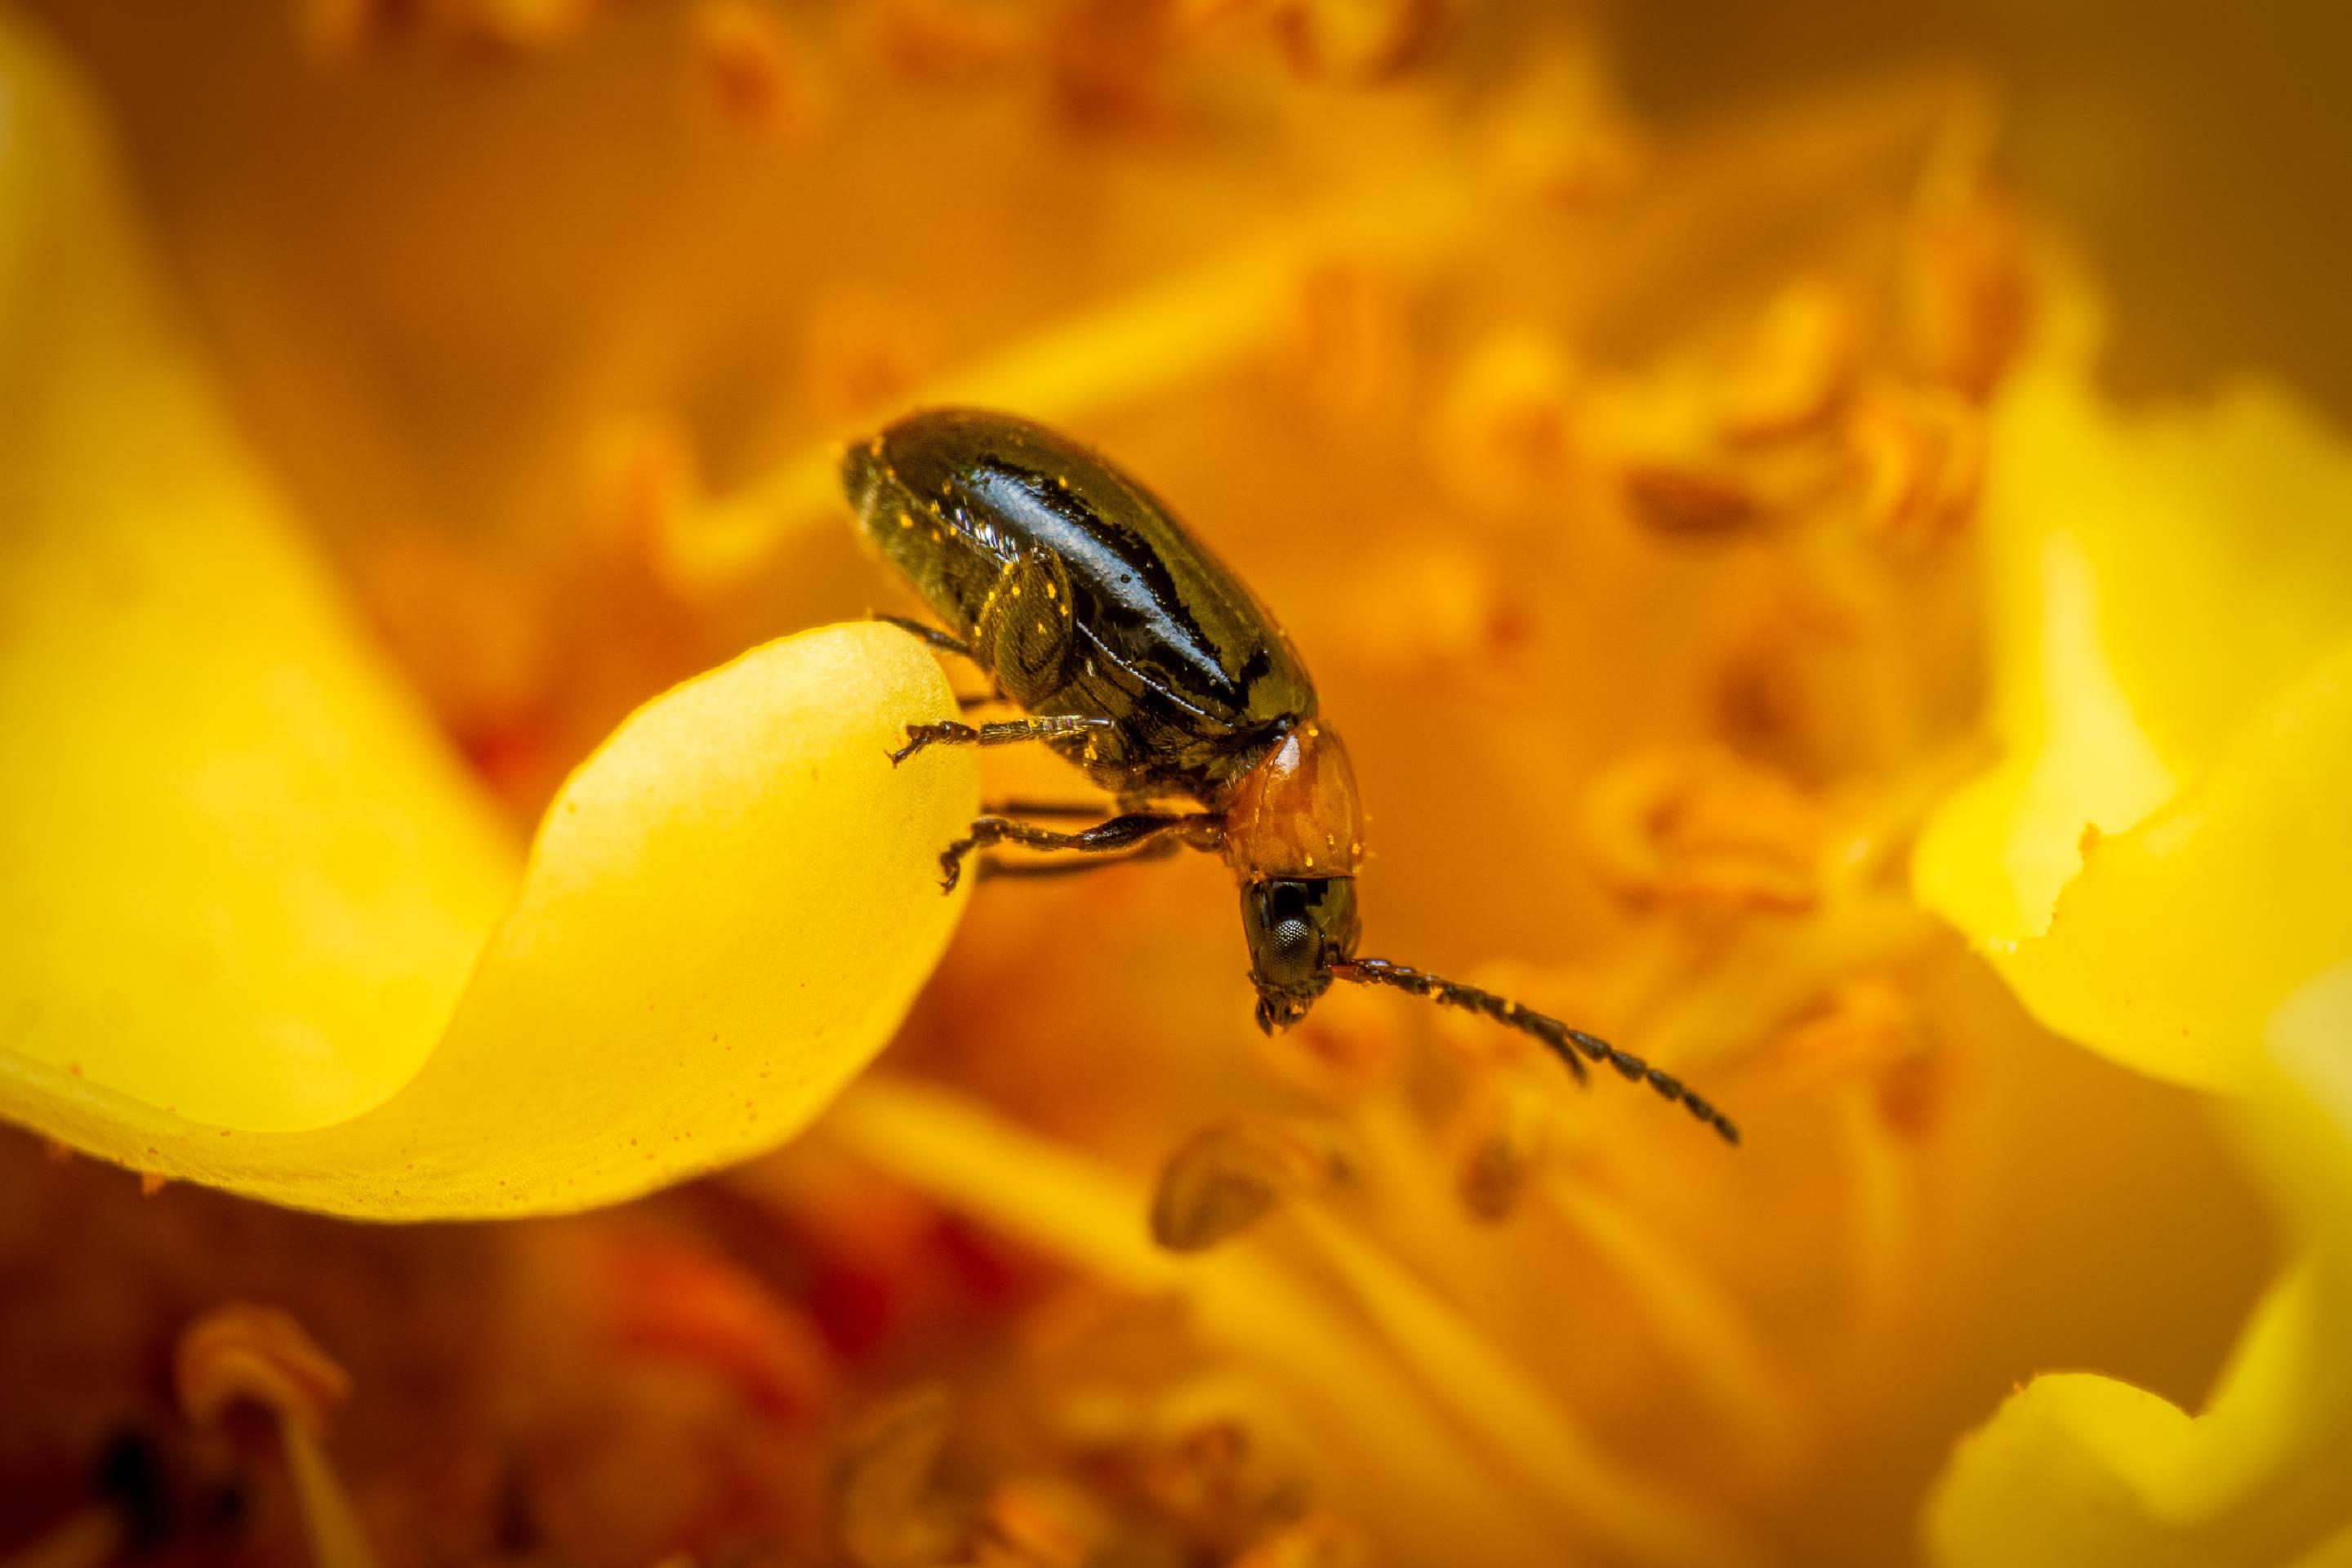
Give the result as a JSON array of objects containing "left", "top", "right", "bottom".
[
  {"left": 969, "top": 798, "right": 1153, "bottom": 878},
  {"left": 937, "top": 812, "right": 1219, "bottom": 893},
  {"left": 889, "top": 715, "right": 1113, "bottom": 767},
  {"left": 972, "top": 796, "right": 1176, "bottom": 877},
  {"left": 871, "top": 616, "right": 1002, "bottom": 707}
]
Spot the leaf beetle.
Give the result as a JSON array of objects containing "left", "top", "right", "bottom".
[{"left": 842, "top": 408, "right": 1737, "bottom": 1144}]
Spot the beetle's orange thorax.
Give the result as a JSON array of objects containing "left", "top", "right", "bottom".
[{"left": 1221, "top": 724, "right": 1364, "bottom": 880}]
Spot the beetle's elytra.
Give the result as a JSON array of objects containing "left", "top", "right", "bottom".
[{"left": 842, "top": 408, "right": 1738, "bottom": 1144}]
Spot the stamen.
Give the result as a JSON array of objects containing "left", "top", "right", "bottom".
[
  {"left": 1230, "top": 1510, "right": 1374, "bottom": 1568},
  {"left": 1332, "top": 958, "right": 1740, "bottom": 1145},
  {"left": 1151, "top": 1116, "right": 1351, "bottom": 1252},
  {"left": 0, "top": 1510, "right": 120, "bottom": 1568},
  {"left": 1426, "top": 328, "right": 1577, "bottom": 519},
  {"left": 174, "top": 1304, "right": 381, "bottom": 1568},
  {"left": 978, "top": 1474, "right": 1110, "bottom": 1568},
  {"left": 1717, "top": 278, "right": 1858, "bottom": 443},
  {"left": 1287, "top": 1207, "right": 1764, "bottom": 1567},
  {"left": 688, "top": 0, "right": 812, "bottom": 143},
  {"left": 1539, "top": 1182, "right": 1802, "bottom": 1471},
  {"left": 1849, "top": 382, "right": 1985, "bottom": 555},
  {"left": 824, "top": 1078, "right": 1566, "bottom": 1561},
  {"left": 1833, "top": 1084, "right": 1915, "bottom": 1369},
  {"left": 832, "top": 1385, "right": 961, "bottom": 1568},
  {"left": 175, "top": 1303, "right": 350, "bottom": 1442},
  {"left": 658, "top": 174, "right": 1481, "bottom": 594},
  {"left": 1458, "top": 1078, "right": 1549, "bottom": 1222},
  {"left": 1579, "top": 746, "right": 1824, "bottom": 915}
]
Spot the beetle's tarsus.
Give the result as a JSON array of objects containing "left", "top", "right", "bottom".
[
  {"left": 893, "top": 719, "right": 971, "bottom": 766},
  {"left": 938, "top": 827, "right": 988, "bottom": 892},
  {"left": 889, "top": 715, "right": 1111, "bottom": 769}
]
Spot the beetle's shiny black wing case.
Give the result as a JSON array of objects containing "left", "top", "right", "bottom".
[{"left": 844, "top": 409, "right": 1316, "bottom": 800}]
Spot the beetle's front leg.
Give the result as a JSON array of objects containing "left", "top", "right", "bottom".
[
  {"left": 937, "top": 811, "right": 1219, "bottom": 893},
  {"left": 889, "top": 715, "right": 1113, "bottom": 767}
]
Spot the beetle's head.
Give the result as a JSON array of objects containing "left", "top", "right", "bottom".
[{"left": 1241, "top": 875, "right": 1360, "bottom": 1033}]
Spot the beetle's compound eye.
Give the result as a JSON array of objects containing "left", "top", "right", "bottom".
[
  {"left": 1241, "top": 876, "right": 1357, "bottom": 1030},
  {"left": 1274, "top": 912, "right": 1316, "bottom": 964},
  {"left": 1241, "top": 880, "right": 1319, "bottom": 991}
]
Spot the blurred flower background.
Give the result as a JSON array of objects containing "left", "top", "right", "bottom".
[{"left": 2, "top": 2, "right": 2349, "bottom": 1566}]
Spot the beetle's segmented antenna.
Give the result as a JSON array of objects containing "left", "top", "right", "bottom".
[{"left": 1330, "top": 957, "right": 1740, "bottom": 1146}]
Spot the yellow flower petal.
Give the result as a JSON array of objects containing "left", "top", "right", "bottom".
[
  {"left": 245, "top": 621, "right": 969, "bottom": 1217},
  {"left": 1914, "top": 356, "right": 2352, "bottom": 1086},
  {"left": 2001, "top": 637, "right": 2352, "bottom": 1091},
  {"left": 0, "top": 9, "right": 514, "bottom": 1135},
  {"left": 1923, "top": 962, "right": 2352, "bottom": 1566},
  {"left": 0, "top": 13, "right": 976, "bottom": 1215}
]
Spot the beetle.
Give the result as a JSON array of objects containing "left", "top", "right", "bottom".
[{"left": 841, "top": 408, "right": 1738, "bottom": 1144}]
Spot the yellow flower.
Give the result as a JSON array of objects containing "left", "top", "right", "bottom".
[{"left": 0, "top": 2, "right": 2334, "bottom": 1566}]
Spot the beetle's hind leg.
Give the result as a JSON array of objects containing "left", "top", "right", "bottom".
[
  {"left": 938, "top": 811, "right": 1218, "bottom": 893},
  {"left": 889, "top": 714, "right": 1113, "bottom": 767}
]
